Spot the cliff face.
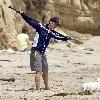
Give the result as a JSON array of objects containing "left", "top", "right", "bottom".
[
  {"left": 0, "top": 0, "right": 100, "bottom": 49},
  {"left": 25, "top": 0, "right": 100, "bottom": 32},
  {"left": 54, "top": 0, "right": 100, "bottom": 32},
  {"left": 0, "top": 0, "right": 26, "bottom": 49}
]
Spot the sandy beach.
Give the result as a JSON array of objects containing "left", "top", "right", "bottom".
[{"left": 0, "top": 36, "right": 100, "bottom": 100}]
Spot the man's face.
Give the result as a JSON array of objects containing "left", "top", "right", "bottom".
[{"left": 49, "top": 22, "right": 58, "bottom": 30}]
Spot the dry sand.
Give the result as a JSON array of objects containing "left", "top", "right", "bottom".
[{"left": 0, "top": 36, "right": 100, "bottom": 100}]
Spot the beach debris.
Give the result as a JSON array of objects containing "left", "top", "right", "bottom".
[
  {"left": 81, "top": 78, "right": 100, "bottom": 92},
  {"left": 0, "top": 77, "right": 15, "bottom": 82}
]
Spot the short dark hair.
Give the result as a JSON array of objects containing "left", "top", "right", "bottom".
[
  {"left": 49, "top": 17, "right": 60, "bottom": 25},
  {"left": 22, "top": 26, "right": 28, "bottom": 33}
]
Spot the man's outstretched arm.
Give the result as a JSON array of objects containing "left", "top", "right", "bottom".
[
  {"left": 20, "top": 13, "right": 40, "bottom": 30},
  {"left": 8, "top": 6, "right": 40, "bottom": 30},
  {"left": 50, "top": 30, "right": 72, "bottom": 41}
]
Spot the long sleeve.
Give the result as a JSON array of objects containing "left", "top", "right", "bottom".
[
  {"left": 21, "top": 13, "right": 40, "bottom": 30},
  {"left": 50, "top": 30, "right": 71, "bottom": 41}
]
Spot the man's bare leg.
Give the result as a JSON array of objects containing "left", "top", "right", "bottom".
[
  {"left": 35, "top": 71, "right": 42, "bottom": 90},
  {"left": 42, "top": 71, "right": 50, "bottom": 90}
]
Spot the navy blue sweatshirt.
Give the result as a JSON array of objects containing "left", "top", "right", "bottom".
[{"left": 21, "top": 13, "right": 71, "bottom": 53}]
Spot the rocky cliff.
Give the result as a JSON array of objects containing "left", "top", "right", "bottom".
[
  {"left": 55, "top": 0, "right": 100, "bottom": 32},
  {"left": 0, "top": 0, "right": 26, "bottom": 49},
  {"left": 0, "top": 0, "right": 100, "bottom": 49}
]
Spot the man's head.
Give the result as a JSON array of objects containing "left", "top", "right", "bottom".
[
  {"left": 49, "top": 17, "right": 60, "bottom": 30},
  {"left": 22, "top": 26, "right": 28, "bottom": 34}
]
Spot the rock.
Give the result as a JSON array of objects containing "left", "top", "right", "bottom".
[
  {"left": 81, "top": 81, "right": 100, "bottom": 92},
  {"left": 0, "top": 0, "right": 26, "bottom": 49},
  {"left": 16, "top": 33, "right": 30, "bottom": 51}
]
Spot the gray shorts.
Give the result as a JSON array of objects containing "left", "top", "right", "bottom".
[{"left": 30, "top": 47, "right": 48, "bottom": 72}]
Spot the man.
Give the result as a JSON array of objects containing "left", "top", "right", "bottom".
[{"left": 20, "top": 12, "right": 72, "bottom": 90}]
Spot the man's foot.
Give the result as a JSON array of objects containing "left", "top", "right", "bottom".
[
  {"left": 36, "top": 87, "right": 40, "bottom": 91},
  {"left": 44, "top": 87, "right": 50, "bottom": 90}
]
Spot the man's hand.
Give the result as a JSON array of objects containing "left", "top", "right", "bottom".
[
  {"left": 70, "top": 38, "right": 83, "bottom": 44},
  {"left": 66, "top": 36, "right": 72, "bottom": 40},
  {"left": 8, "top": 6, "right": 24, "bottom": 14},
  {"left": 66, "top": 36, "right": 83, "bottom": 44}
]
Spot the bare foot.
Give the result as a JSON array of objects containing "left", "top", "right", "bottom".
[{"left": 44, "top": 87, "right": 50, "bottom": 90}]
